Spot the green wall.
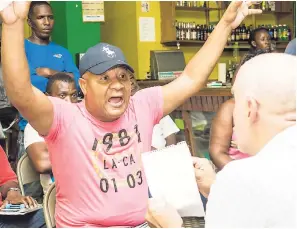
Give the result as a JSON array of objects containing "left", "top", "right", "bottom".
[{"left": 51, "top": 1, "right": 101, "bottom": 60}]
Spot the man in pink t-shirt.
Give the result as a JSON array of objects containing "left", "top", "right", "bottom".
[{"left": 0, "top": 1, "right": 257, "bottom": 227}]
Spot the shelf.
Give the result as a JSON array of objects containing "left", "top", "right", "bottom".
[
  {"left": 162, "top": 40, "right": 290, "bottom": 50},
  {"left": 258, "top": 10, "right": 293, "bottom": 14},
  {"left": 175, "top": 6, "right": 221, "bottom": 11}
]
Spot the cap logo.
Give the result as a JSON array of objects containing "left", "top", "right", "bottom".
[{"left": 102, "top": 46, "right": 116, "bottom": 58}]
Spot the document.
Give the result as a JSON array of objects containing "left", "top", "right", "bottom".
[{"left": 142, "top": 141, "right": 205, "bottom": 217}]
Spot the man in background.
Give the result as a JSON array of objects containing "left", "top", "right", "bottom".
[
  {"left": 24, "top": 73, "right": 78, "bottom": 195},
  {"left": 0, "top": 145, "right": 45, "bottom": 228},
  {"left": 18, "top": 1, "right": 80, "bottom": 158},
  {"left": 285, "top": 38, "right": 296, "bottom": 56}
]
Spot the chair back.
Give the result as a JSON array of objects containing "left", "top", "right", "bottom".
[
  {"left": 17, "top": 153, "right": 40, "bottom": 195},
  {"left": 43, "top": 182, "right": 56, "bottom": 228}
]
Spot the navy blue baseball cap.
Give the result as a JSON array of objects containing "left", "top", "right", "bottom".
[{"left": 79, "top": 43, "right": 134, "bottom": 76}]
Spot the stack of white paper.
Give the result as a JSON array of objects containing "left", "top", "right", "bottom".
[{"left": 142, "top": 141, "right": 205, "bottom": 217}]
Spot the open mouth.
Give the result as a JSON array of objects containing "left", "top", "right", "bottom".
[{"left": 108, "top": 97, "right": 124, "bottom": 108}]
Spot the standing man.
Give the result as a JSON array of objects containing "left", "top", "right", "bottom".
[
  {"left": 0, "top": 1, "right": 261, "bottom": 227},
  {"left": 18, "top": 1, "right": 80, "bottom": 157}
]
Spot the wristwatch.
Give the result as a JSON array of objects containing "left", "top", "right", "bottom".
[{"left": 8, "top": 187, "right": 21, "bottom": 193}]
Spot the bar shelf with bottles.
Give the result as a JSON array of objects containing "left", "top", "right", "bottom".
[
  {"left": 175, "top": 1, "right": 221, "bottom": 11},
  {"left": 166, "top": 22, "right": 292, "bottom": 49}
]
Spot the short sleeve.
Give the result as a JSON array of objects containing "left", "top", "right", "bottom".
[
  {"left": 44, "top": 97, "right": 77, "bottom": 143},
  {"left": 133, "top": 86, "right": 164, "bottom": 125},
  {"left": 62, "top": 49, "right": 80, "bottom": 85},
  {"left": 24, "top": 124, "right": 45, "bottom": 149},
  {"left": 159, "top": 115, "right": 179, "bottom": 138},
  {"left": 0, "top": 146, "right": 17, "bottom": 186}
]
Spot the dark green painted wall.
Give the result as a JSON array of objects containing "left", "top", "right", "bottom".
[{"left": 51, "top": 1, "right": 101, "bottom": 60}]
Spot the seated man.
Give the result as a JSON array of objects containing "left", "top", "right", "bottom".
[
  {"left": 24, "top": 73, "right": 78, "bottom": 194},
  {"left": 0, "top": 145, "right": 45, "bottom": 228},
  {"left": 146, "top": 53, "right": 296, "bottom": 228},
  {"left": 130, "top": 76, "right": 180, "bottom": 150}
]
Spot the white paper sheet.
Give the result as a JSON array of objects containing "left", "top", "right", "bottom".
[
  {"left": 142, "top": 141, "right": 205, "bottom": 217},
  {"left": 139, "top": 17, "right": 155, "bottom": 42},
  {"left": 0, "top": 1, "right": 12, "bottom": 12}
]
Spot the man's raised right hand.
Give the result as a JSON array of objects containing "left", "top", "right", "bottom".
[{"left": 0, "top": 1, "right": 30, "bottom": 25}]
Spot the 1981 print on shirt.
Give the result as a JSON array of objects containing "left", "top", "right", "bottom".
[
  {"left": 91, "top": 123, "right": 143, "bottom": 193},
  {"left": 45, "top": 87, "right": 163, "bottom": 227}
]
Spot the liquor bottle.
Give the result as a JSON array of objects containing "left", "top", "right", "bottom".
[
  {"left": 180, "top": 23, "right": 186, "bottom": 40},
  {"left": 231, "top": 29, "right": 235, "bottom": 41},
  {"left": 278, "top": 24, "right": 283, "bottom": 41},
  {"left": 242, "top": 24, "right": 247, "bottom": 41},
  {"left": 268, "top": 25, "right": 273, "bottom": 39},
  {"left": 274, "top": 25, "right": 278, "bottom": 41},
  {"left": 191, "top": 22, "right": 196, "bottom": 40},
  {"left": 282, "top": 24, "right": 288, "bottom": 41},
  {"left": 261, "top": 1, "right": 266, "bottom": 11},
  {"left": 207, "top": 25, "right": 211, "bottom": 39},
  {"left": 246, "top": 26, "right": 251, "bottom": 40},
  {"left": 288, "top": 28, "right": 292, "bottom": 41},
  {"left": 235, "top": 28, "right": 240, "bottom": 41},
  {"left": 204, "top": 25, "right": 208, "bottom": 41},
  {"left": 196, "top": 25, "right": 201, "bottom": 41},
  {"left": 176, "top": 21, "right": 180, "bottom": 40}
]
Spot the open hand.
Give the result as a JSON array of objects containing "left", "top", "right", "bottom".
[
  {"left": 0, "top": 1, "right": 31, "bottom": 25},
  {"left": 222, "top": 1, "right": 262, "bottom": 29},
  {"left": 0, "top": 190, "right": 37, "bottom": 209}
]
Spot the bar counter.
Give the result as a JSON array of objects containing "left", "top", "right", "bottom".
[{"left": 138, "top": 80, "right": 232, "bottom": 156}]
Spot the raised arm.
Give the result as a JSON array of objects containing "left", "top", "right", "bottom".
[
  {"left": 1, "top": 2, "right": 53, "bottom": 136},
  {"left": 209, "top": 99, "right": 234, "bottom": 170},
  {"left": 162, "top": 2, "right": 261, "bottom": 115}
]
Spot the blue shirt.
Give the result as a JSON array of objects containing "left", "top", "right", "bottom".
[
  {"left": 19, "top": 40, "right": 80, "bottom": 130},
  {"left": 285, "top": 39, "right": 296, "bottom": 56}
]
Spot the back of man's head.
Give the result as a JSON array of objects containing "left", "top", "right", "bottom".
[{"left": 233, "top": 53, "right": 296, "bottom": 155}]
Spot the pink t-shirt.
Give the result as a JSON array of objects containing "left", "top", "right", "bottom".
[
  {"left": 44, "top": 87, "right": 163, "bottom": 228},
  {"left": 228, "top": 131, "right": 250, "bottom": 160}
]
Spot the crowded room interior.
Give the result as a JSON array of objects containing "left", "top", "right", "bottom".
[{"left": 0, "top": 0, "right": 296, "bottom": 228}]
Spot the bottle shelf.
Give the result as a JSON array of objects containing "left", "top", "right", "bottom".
[
  {"left": 175, "top": 6, "right": 221, "bottom": 11},
  {"left": 161, "top": 40, "right": 290, "bottom": 50}
]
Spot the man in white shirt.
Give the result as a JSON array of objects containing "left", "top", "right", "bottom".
[
  {"left": 146, "top": 53, "right": 296, "bottom": 228},
  {"left": 24, "top": 73, "right": 78, "bottom": 194},
  {"left": 130, "top": 76, "right": 180, "bottom": 150}
]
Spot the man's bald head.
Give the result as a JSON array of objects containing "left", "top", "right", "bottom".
[{"left": 233, "top": 53, "right": 296, "bottom": 155}]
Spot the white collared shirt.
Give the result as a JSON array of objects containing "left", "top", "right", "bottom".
[
  {"left": 24, "top": 124, "right": 53, "bottom": 194},
  {"left": 205, "top": 126, "right": 297, "bottom": 228},
  {"left": 151, "top": 115, "right": 180, "bottom": 150}
]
